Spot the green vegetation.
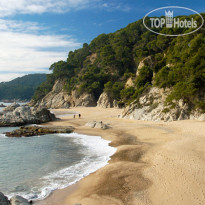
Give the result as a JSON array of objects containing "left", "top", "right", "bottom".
[
  {"left": 33, "top": 13, "right": 205, "bottom": 112},
  {"left": 0, "top": 74, "right": 46, "bottom": 100}
]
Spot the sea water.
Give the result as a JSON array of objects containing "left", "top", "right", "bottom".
[{"left": 0, "top": 127, "right": 116, "bottom": 200}]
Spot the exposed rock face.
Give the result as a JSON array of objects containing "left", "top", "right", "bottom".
[
  {"left": 136, "top": 56, "right": 153, "bottom": 76},
  {"left": 10, "top": 195, "right": 30, "bottom": 205},
  {"left": 68, "top": 90, "right": 96, "bottom": 107},
  {"left": 0, "top": 105, "right": 56, "bottom": 127},
  {"left": 0, "top": 192, "right": 10, "bottom": 205},
  {"left": 97, "top": 92, "right": 119, "bottom": 108},
  {"left": 97, "top": 92, "right": 114, "bottom": 108},
  {"left": 121, "top": 87, "right": 205, "bottom": 122},
  {"left": 189, "top": 112, "right": 205, "bottom": 121},
  {"left": 166, "top": 63, "right": 174, "bottom": 68},
  {"left": 33, "top": 80, "right": 70, "bottom": 109},
  {"left": 125, "top": 78, "right": 134, "bottom": 88},
  {"left": 85, "top": 121, "right": 110, "bottom": 129},
  {"left": 33, "top": 80, "right": 96, "bottom": 109},
  {"left": 3, "top": 103, "right": 20, "bottom": 112},
  {"left": 87, "top": 53, "right": 97, "bottom": 64},
  {"left": 5, "top": 125, "right": 74, "bottom": 137}
]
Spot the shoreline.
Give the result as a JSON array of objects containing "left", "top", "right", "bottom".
[{"left": 35, "top": 107, "right": 205, "bottom": 205}]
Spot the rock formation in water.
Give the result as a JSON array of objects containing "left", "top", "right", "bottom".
[
  {"left": 0, "top": 104, "right": 56, "bottom": 127},
  {"left": 5, "top": 125, "right": 74, "bottom": 137},
  {"left": 0, "top": 193, "right": 31, "bottom": 205},
  {"left": 10, "top": 195, "right": 31, "bottom": 205},
  {"left": 0, "top": 192, "right": 10, "bottom": 205}
]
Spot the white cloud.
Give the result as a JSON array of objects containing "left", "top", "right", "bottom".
[
  {"left": 0, "top": 0, "right": 97, "bottom": 17},
  {"left": 0, "top": 19, "right": 81, "bottom": 82},
  {"left": 0, "top": 0, "right": 131, "bottom": 82},
  {"left": 0, "top": 31, "right": 81, "bottom": 72},
  {"left": 0, "top": 19, "right": 47, "bottom": 33},
  {"left": 97, "top": 0, "right": 131, "bottom": 12},
  {"left": 0, "top": 0, "right": 130, "bottom": 17}
]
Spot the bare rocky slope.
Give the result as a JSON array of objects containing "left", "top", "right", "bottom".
[
  {"left": 121, "top": 87, "right": 205, "bottom": 122},
  {"left": 30, "top": 79, "right": 96, "bottom": 109}
]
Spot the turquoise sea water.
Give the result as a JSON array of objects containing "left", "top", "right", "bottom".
[{"left": 0, "top": 127, "right": 116, "bottom": 200}]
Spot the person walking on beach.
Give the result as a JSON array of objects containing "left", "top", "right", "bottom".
[
  {"left": 79, "top": 114, "right": 81, "bottom": 118},
  {"left": 73, "top": 114, "right": 75, "bottom": 118}
]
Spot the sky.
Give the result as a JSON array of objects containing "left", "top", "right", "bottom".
[{"left": 0, "top": 0, "right": 204, "bottom": 82}]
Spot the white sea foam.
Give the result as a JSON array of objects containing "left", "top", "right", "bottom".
[
  {"left": 8, "top": 133, "right": 116, "bottom": 200},
  {"left": 0, "top": 133, "right": 7, "bottom": 138}
]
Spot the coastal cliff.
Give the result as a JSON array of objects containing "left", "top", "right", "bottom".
[
  {"left": 30, "top": 79, "right": 96, "bottom": 108},
  {"left": 31, "top": 13, "right": 205, "bottom": 121}
]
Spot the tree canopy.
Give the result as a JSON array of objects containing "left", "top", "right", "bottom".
[{"left": 33, "top": 13, "right": 205, "bottom": 111}]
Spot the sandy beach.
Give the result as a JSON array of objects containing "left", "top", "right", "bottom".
[{"left": 36, "top": 107, "right": 205, "bottom": 205}]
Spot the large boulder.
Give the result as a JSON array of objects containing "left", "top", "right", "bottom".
[
  {"left": 85, "top": 121, "right": 110, "bottom": 129},
  {"left": 10, "top": 195, "right": 30, "bottom": 205},
  {"left": 0, "top": 105, "right": 56, "bottom": 127},
  {"left": 34, "top": 108, "right": 56, "bottom": 123},
  {"left": 0, "top": 192, "right": 10, "bottom": 205}
]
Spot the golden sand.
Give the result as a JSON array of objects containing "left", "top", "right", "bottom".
[{"left": 36, "top": 107, "right": 205, "bottom": 205}]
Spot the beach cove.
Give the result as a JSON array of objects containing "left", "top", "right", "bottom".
[{"left": 35, "top": 107, "right": 205, "bottom": 205}]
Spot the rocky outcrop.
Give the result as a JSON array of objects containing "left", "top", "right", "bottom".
[
  {"left": 97, "top": 92, "right": 114, "bottom": 108},
  {"left": 121, "top": 87, "right": 205, "bottom": 122},
  {"left": 125, "top": 78, "right": 134, "bottom": 88},
  {"left": 32, "top": 80, "right": 70, "bottom": 109},
  {"left": 0, "top": 192, "right": 10, "bottom": 205},
  {"left": 33, "top": 80, "right": 96, "bottom": 109},
  {"left": 136, "top": 56, "right": 153, "bottom": 76},
  {"left": 189, "top": 111, "right": 205, "bottom": 121},
  {"left": 97, "top": 92, "right": 119, "bottom": 108},
  {"left": 5, "top": 125, "right": 74, "bottom": 137},
  {"left": 87, "top": 53, "right": 97, "bottom": 64},
  {"left": 3, "top": 103, "right": 20, "bottom": 112},
  {"left": 0, "top": 193, "right": 32, "bottom": 205},
  {"left": 0, "top": 105, "right": 56, "bottom": 127},
  {"left": 68, "top": 90, "right": 96, "bottom": 107},
  {"left": 10, "top": 195, "right": 30, "bottom": 205},
  {"left": 85, "top": 121, "right": 110, "bottom": 129}
]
